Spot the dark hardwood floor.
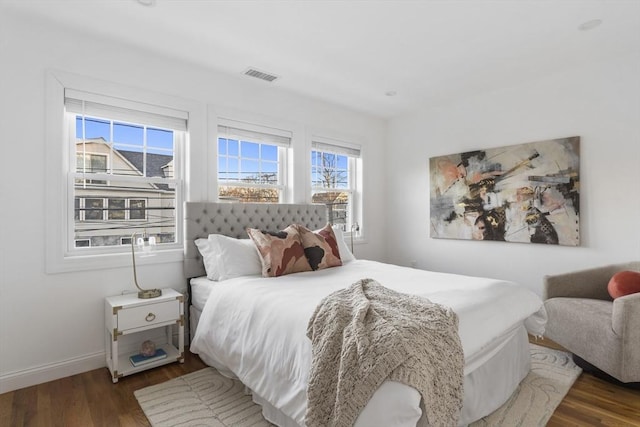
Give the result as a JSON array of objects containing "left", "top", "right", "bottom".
[
  {"left": 536, "top": 337, "right": 640, "bottom": 427},
  {"left": 1, "top": 342, "right": 639, "bottom": 426},
  {"left": 0, "top": 349, "right": 207, "bottom": 427}
]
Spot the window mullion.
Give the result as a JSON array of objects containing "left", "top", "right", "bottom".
[
  {"left": 70, "top": 172, "right": 178, "bottom": 185},
  {"left": 142, "top": 125, "right": 147, "bottom": 177},
  {"left": 224, "top": 181, "right": 285, "bottom": 190}
]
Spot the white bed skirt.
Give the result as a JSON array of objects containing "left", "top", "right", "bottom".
[{"left": 190, "top": 304, "right": 202, "bottom": 344}]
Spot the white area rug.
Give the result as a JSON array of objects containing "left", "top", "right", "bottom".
[
  {"left": 135, "top": 344, "right": 581, "bottom": 427},
  {"left": 470, "top": 343, "right": 582, "bottom": 426}
]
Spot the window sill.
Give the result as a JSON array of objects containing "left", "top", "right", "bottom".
[{"left": 46, "top": 247, "right": 183, "bottom": 274}]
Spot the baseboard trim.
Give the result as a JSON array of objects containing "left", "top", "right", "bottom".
[{"left": 0, "top": 351, "right": 105, "bottom": 394}]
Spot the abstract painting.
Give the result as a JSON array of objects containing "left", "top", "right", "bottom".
[{"left": 429, "top": 136, "right": 580, "bottom": 246}]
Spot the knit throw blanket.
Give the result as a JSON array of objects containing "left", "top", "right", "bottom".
[{"left": 305, "top": 278, "right": 464, "bottom": 427}]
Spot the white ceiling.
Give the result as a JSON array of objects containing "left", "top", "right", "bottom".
[{"left": 5, "top": 0, "right": 640, "bottom": 118}]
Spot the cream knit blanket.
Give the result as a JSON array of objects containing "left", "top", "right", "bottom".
[{"left": 305, "top": 278, "right": 464, "bottom": 427}]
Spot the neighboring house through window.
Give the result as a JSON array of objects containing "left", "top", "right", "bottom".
[
  {"left": 311, "top": 137, "right": 362, "bottom": 231},
  {"left": 69, "top": 97, "right": 184, "bottom": 249},
  {"left": 217, "top": 120, "right": 290, "bottom": 202}
]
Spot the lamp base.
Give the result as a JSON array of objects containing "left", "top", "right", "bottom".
[{"left": 138, "top": 288, "right": 162, "bottom": 299}]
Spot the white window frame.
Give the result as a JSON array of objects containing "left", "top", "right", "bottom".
[
  {"left": 45, "top": 70, "right": 200, "bottom": 273},
  {"left": 216, "top": 118, "right": 292, "bottom": 203},
  {"left": 310, "top": 135, "right": 363, "bottom": 235}
]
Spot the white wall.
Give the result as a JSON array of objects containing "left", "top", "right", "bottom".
[
  {"left": 0, "top": 10, "right": 387, "bottom": 392},
  {"left": 386, "top": 53, "right": 640, "bottom": 295}
]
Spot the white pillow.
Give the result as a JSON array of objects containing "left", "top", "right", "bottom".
[
  {"left": 195, "top": 237, "right": 220, "bottom": 280},
  {"left": 210, "top": 234, "right": 263, "bottom": 280},
  {"left": 332, "top": 225, "right": 356, "bottom": 263}
]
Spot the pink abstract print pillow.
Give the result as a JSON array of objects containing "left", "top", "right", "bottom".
[
  {"left": 247, "top": 225, "right": 312, "bottom": 277},
  {"left": 296, "top": 223, "right": 342, "bottom": 271}
]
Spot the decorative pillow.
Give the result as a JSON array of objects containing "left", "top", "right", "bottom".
[
  {"left": 209, "top": 234, "right": 262, "bottom": 281},
  {"left": 296, "top": 223, "right": 342, "bottom": 271},
  {"left": 608, "top": 270, "right": 640, "bottom": 299},
  {"left": 247, "top": 225, "right": 312, "bottom": 277},
  {"left": 332, "top": 225, "right": 356, "bottom": 263},
  {"left": 194, "top": 238, "right": 220, "bottom": 280}
]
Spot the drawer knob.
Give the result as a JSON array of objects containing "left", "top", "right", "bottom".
[{"left": 145, "top": 312, "right": 156, "bottom": 322}]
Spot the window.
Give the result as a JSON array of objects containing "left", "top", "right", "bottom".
[
  {"left": 108, "top": 198, "right": 126, "bottom": 220},
  {"left": 311, "top": 138, "right": 362, "bottom": 231},
  {"left": 65, "top": 89, "right": 186, "bottom": 252},
  {"left": 84, "top": 198, "right": 105, "bottom": 221},
  {"left": 217, "top": 121, "right": 290, "bottom": 202},
  {"left": 76, "top": 153, "right": 107, "bottom": 184},
  {"left": 46, "top": 71, "right": 199, "bottom": 273},
  {"left": 74, "top": 197, "right": 147, "bottom": 221},
  {"left": 74, "top": 239, "right": 91, "bottom": 248},
  {"left": 129, "top": 199, "right": 146, "bottom": 220}
]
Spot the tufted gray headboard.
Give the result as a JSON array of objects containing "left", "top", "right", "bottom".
[{"left": 183, "top": 202, "right": 328, "bottom": 278}]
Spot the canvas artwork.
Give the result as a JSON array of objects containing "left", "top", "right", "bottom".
[{"left": 429, "top": 136, "right": 580, "bottom": 246}]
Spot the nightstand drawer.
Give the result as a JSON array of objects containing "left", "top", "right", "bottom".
[{"left": 117, "top": 300, "right": 179, "bottom": 331}]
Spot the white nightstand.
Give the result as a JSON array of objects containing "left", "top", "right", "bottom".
[{"left": 105, "top": 288, "right": 184, "bottom": 383}]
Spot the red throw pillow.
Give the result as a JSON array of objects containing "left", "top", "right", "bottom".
[{"left": 607, "top": 270, "right": 640, "bottom": 299}]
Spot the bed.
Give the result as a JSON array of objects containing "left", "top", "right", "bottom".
[{"left": 185, "top": 202, "right": 547, "bottom": 427}]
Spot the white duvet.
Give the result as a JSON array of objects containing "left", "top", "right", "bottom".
[{"left": 191, "top": 260, "right": 546, "bottom": 427}]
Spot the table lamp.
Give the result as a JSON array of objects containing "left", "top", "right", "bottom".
[{"left": 131, "top": 231, "right": 162, "bottom": 299}]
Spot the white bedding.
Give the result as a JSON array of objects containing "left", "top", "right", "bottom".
[
  {"left": 190, "top": 276, "right": 220, "bottom": 311},
  {"left": 190, "top": 260, "right": 546, "bottom": 426}
]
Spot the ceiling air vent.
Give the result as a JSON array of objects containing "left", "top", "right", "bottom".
[{"left": 243, "top": 68, "right": 279, "bottom": 83}]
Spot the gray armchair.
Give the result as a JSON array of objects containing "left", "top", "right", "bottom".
[{"left": 543, "top": 261, "right": 640, "bottom": 384}]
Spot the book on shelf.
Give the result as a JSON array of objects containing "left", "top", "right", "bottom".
[{"left": 129, "top": 348, "right": 168, "bottom": 367}]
